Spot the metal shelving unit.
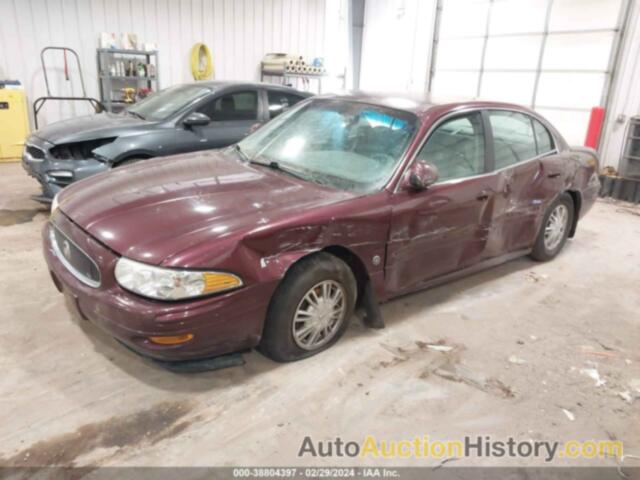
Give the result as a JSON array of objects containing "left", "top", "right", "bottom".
[
  {"left": 260, "top": 69, "right": 346, "bottom": 95},
  {"left": 598, "top": 116, "right": 640, "bottom": 204},
  {"left": 96, "top": 48, "right": 159, "bottom": 113},
  {"left": 620, "top": 116, "right": 640, "bottom": 178},
  {"left": 261, "top": 70, "right": 325, "bottom": 94}
]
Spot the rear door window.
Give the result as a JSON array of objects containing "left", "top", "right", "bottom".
[
  {"left": 200, "top": 91, "right": 258, "bottom": 121},
  {"left": 532, "top": 118, "right": 555, "bottom": 155},
  {"left": 489, "top": 111, "right": 537, "bottom": 169},
  {"left": 267, "top": 91, "right": 306, "bottom": 118}
]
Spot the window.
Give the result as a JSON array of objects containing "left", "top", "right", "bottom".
[
  {"left": 127, "top": 85, "right": 210, "bottom": 121},
  {"left": 489, "top": 111, "right": 537, "bottom": 169},
  {"left": 238, "top": 99, "right": 417, "bottom": 193},
  {"left": 416, "top": 113, "right": 486, "bottom": 181},
  {"left": 267, "top": 91, "right": 305, "bottom": 118},
  {"left": 533, "top": 119, "right": 555, "bottom": 154},
  {"left": 200, "top": 91, "right": 258, "bottom": 121}
]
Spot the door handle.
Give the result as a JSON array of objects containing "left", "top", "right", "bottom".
[
  {"left": 547, "top": 172, "right": 561, "bottom": 179},
  {"left": 476, "top": 190, "right": 490, "bottom": 201}
]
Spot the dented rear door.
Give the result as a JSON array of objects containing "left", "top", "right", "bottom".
[{"left": 486, "top": 110, "right": 555, "bottom": 254}]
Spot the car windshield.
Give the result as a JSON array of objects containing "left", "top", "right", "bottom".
[
  {"left": 126, "top": 85, "right": 211, "bottom": 121},
  {"left": 238, "top": 99, "right": 417, "bottom": 193}
]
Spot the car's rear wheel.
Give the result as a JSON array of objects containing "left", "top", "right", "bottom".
[
  {"left": 258, "top": 253, "right": 357, "bottom": 362},
  {"left": 530, "top": 193, "right": 574, "bottom": 261}
]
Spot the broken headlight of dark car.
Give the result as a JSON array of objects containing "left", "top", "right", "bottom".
[{"left": 49, "top": 137, "right": 116, "bottom": 160}]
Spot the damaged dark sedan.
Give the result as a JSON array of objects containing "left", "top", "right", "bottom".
[
  {"left": 22, "top": 81, "right": 310, "bottom": 202},
  {"left": 43, "top": 95, "right": 600, "bottom": 363}
]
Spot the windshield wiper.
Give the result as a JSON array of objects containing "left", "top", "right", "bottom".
[
  {"left": 234, "top": 145, "right": 310, "bottom": 183},
  {"left": 233, "top": 144, "right": 249, "bottom": 162},
  {"left": 248, "top": 157, "right": 308, "bottom": 182},
  {"left": 126, "top": 110, "right": 145, "bottom": 120},
  {"left": 261, "top": 160, "right": 309, "bottom": 182}
]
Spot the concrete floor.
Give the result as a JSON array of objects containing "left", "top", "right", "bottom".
[{"left": 1, "top": 161, "right": 639, "bottom": 468}]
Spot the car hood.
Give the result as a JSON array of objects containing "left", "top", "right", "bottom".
[
  {"left": 34, "top": 112, "right": 156, "bottom": 144},
  {"left": 58, "top": 150, "right": 355, "bottom": 266}
]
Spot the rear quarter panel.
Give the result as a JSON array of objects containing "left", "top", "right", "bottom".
[
  {"left": 567, "top": 147, "right": 600, "bottom": 219},
  {"left": 539, "top": 147, "right": 600, "bottom": 222}
]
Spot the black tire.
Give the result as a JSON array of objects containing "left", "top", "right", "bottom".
[
  {"left": 258, "top": 252, "right": 357, "bottom": 362},
  {"left": 530, "top": 193, "right": 574, "bottom": 262}
]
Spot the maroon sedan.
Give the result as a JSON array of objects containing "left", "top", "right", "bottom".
[{"left": 43, "top": 95, "right": 600, "bottom": 363}]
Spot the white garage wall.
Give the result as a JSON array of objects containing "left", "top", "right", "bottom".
[
  {"left": 0, "top": 0, "right": 329, "bottom": 128},
  {"left": 357, "top": 0, "right": 629, "bottom": 157},
  {"left": 431, "top": 0, "right": 625, "bottom": 147},
  {"left": 359, "top": 0, "right": 436, "bottom": 94},
  {"left": 600, "top": 1, "right": 640, "bottom": 173},
  {"left": 323, "top": 0, "right": 351, "bottom": 91}
]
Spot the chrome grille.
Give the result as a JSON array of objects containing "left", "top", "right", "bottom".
[{"left": 50, "top": 225, "right": 101, "bottom": 287}]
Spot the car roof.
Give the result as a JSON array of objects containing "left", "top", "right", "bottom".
[
  {"left": 315, "top": 91, "right": 567, "bottom": 150},
  {"left": 169, "top": 81, "right": 312, "bottom": 96},
  {"left": 316, "top": 91, "right": 538, "bottom": 118}
]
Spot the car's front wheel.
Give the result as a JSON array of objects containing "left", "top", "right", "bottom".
[
  {"left": 258, "top": 252, "right": 357, "bottom": 362},
  {"left": 530, "top": 192, "right": 574, "bottom": 261}
]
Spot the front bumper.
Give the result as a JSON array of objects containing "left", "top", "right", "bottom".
[
  {"left": 43, "top": 213, "right": 274, "bottom": 361},
  {"left": 22, "top": 137, "right": 109, "bottom": 202}
]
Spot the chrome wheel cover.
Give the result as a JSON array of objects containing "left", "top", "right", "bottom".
[
  {"left": 544, "top": 204, "right": 569, "bottom": 251},
  {"left": 292, "top": 280, "right": 346, "bottom": 351}
]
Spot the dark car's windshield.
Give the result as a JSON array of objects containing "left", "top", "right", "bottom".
[
  {"left": 127, "top": 85, "right": 211, "bottom": 121},
  {"left": 238, "top": 99, "right": 417, "bottom": 193}
]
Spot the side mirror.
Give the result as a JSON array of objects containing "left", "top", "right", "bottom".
[
  {"left": 183, "top": 112, "right": 211, "bottom": 127},
  {"left": 402, "top": 162, "right": 439, "bottom": 191}
]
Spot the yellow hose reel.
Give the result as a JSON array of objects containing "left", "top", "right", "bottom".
[{"left": 190, "top": 43, "right": 214, "bottom": 80}]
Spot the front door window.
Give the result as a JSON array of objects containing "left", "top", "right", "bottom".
[
  {"left": 199, "top": 91, "right": 258, "bottom": 122},
  {"left": 416, "top": 112, "right": 486, "bottom": 181}
]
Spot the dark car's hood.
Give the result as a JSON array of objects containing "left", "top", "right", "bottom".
[
  {"left": 34, "top": 112, "right": 156, "bottom": 144},
  {"left": 58, "top": 150, "right": 355, "bottom": 266}
]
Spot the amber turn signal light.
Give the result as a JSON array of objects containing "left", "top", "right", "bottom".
[
  {"left": 148, "top": 333, "right": 194, "bottom": 345},
  {"left": 202, "top": 272, "right": 243, "bottom": 294}
]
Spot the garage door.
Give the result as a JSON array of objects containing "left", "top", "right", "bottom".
[{"left": 429, "top": 0, "right": 628, "bottom": 146}]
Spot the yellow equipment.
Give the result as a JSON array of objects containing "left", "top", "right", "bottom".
[
  {"left": 0, "top": 85, "right": 30, "bottom": 162},
  {"left": 190, "top": 43, "right": 214, "bottom": 80},
  {"left": 122, "top": 87, "right": 136, "bottom": 104}
]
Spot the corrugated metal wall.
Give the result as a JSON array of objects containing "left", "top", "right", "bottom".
[{"left": 0, "top": 0, "right": 328, "bottom": 128}]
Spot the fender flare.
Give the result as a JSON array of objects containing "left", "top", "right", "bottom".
[
  {"left": 255, "top": 249, "right": 320, "bottom": 283},
  {"left": 256, "top": 246, "right": 385, "bottom": 329},
  {"left": 112, "top": 151, "right": 155, "bottom": 165}
]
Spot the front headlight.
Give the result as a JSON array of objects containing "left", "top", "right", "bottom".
[
  {"left": 51, "top": 193, "right": 59, "bottom": 214},
  {"left": 114, "top": 257, "right": 243, "bottom": 300}
]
